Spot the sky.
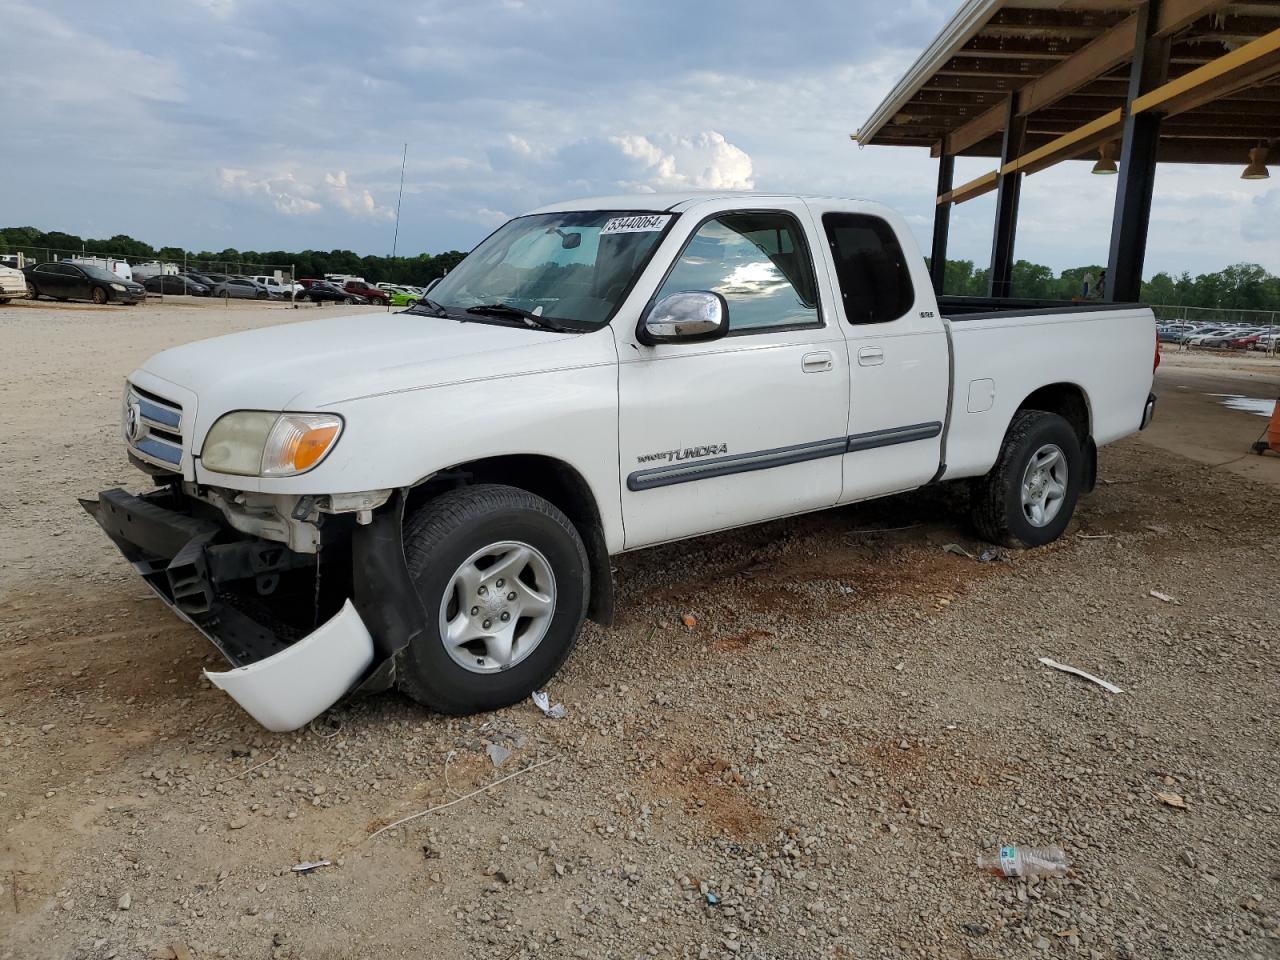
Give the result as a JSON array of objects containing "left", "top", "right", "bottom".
[{"left": 1, "top": 0, "right": 1276, "bottom": 277}]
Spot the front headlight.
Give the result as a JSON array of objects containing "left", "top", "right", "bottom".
[
  {"left": 201, "top": 411, "right": 343, "bottom": 477},
  {"left": 110, "top": 282, "right": 126, "bottom": 292}
]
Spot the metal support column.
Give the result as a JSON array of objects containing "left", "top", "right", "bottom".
[
  {"left": 987, "top": 96, "right": 1027, "bottom": 298},
  {"left": 1106, "top": 0, "right": 1170, "bottom": 303},
  {"left": 929, "top": 154, "right": 955, "bottom": 295}
]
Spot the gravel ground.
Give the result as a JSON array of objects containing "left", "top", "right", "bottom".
[{"left": 1, "top": 298, "right": 1277, "bottom": 960}]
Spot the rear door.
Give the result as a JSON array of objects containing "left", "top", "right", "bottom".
[
  {"left": 806, "top": 203, "right": 950, "bottom": 502},
  {"left": 616, "top": 203, "right": 851, "bottom": 548}
]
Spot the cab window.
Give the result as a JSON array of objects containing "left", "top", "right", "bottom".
[
  {"left": 822, "top": 213, "right": 915, "bottom": 325},
  {"left": 657, "top": 212, "right": 820, "bottom": 333}
]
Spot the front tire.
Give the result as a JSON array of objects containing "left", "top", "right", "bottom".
[
  {"left": 397, "top": 484, "right": 589, "bottom": 714},
  {"left": 971, "top": 410, "right": 1082, "bottom": 548},
  {"left": 91, "top": 287, "right": 108, "bottom": 305},
  {"left": 344, "top": 296, "right": 356, "bottom": 305},
  {"left": 25, "top": 282, "right": 38, "bottom": 300}
]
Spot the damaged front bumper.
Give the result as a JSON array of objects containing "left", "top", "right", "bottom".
[{"left": 81, "top": 486, "right": 421, "bottom": 731}]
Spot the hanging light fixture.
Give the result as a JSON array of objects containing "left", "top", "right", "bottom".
[
  {"left": 1241, "top": 145, "right": 1270, "bottom": 180},
  {"left": 1091, "top": 141, "right": 1118, "bottom": 175}
]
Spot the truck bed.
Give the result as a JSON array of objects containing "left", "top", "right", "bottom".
[{"left": 939, "top": 296, "right": 1143, "bottom": 321}]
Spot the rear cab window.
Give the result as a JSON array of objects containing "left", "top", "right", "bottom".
[{"left": 821, "top": 213, "right": 915, "bottom": 325}]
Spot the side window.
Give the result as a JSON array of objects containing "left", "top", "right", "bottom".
[
  {"left": 657, "top": 212, "right": 820, "bottom": 333},
  {"left": 822, "top": 213, "right": 915, "bottom": 325}
]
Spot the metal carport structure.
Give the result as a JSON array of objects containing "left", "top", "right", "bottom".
[{"left": 853, "top": 0, "right": 1280, "bottom": 302}]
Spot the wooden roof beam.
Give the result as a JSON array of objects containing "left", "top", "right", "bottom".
[
  {"left": 1133, "top": 27, "right": 1280, "bottom": 117},
  {"left": 938, "top": 2, "right": 1233, "bottom": 156},
  {"left": 1001, "top": 110, "right": 1124, "bottom": 177},
  {"left": 937, "top": 170, "right": 999, "bottom": 206}
]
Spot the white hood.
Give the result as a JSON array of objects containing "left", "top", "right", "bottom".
[{"left": 138, "top": 311, "right": 611, "bottom": 442}]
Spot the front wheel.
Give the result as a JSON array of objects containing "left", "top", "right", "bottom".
[
  {"left": 971, "top": 410, "right": 1082, "bottom": 548},
  {"left": 25, "top": 282, "right": 38, "bottom": 300},
  {"left": 90, "top": 287, "right": 108, "bottom": 305},
  {"left": 396, "top": 484, "right": 589, "bottom": 714},
  {"left": 344, "top": 296, "right": 356, "bottom": 304}
]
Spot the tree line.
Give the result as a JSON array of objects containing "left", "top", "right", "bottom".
[
  {"left": 4, "top": 224, "right": 1278, "bottom": 311},
  {"left": 0, "top": 226, "right": 468, "bottom": 287},
  {"left": 940, "top": 258, "right": 1280, "bottom": 312}
]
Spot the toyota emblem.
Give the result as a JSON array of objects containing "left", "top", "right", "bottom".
[{"left": 125, "top": 401, "right": 144, "bottom": 443}]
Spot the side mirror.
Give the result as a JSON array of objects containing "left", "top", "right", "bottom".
[{"left": 639, "top": 291, "right": 729, "bottom": 345}]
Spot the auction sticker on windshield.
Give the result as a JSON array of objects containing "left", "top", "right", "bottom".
[{"left": 600, "top": 214, "right": 671, "bottom": 235}]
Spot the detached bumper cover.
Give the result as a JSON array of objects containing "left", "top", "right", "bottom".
[
  {"left": 81, "top": 487, "right": 375, "bottom": 730},
  {"left": 205, "top": 600, "right": 373, "bottom": 732}
]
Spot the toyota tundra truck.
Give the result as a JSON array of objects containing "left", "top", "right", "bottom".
[{"left": 82, "top": 193, "right": 1158, "bottom": 731}]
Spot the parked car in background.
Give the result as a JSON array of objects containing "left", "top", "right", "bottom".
[
  {"left": 210, "top": 276, "right": 269, "bottom": 300},
  {"left": 144, "top": 274, "right": 210, "bottom": 296},
  {"left": 0, "top": 265, "right": 28, "bottom": 303},
  {"left": 182, "top": 271, "right": 219, "bottom": 288},
  {"left": 341, "top": 280, "right": 389, "bottom": 304},
  {"left": 25, "top": 261, "right": 145, "bottom": 304},
  {"left": 388, "top": 288, "right": 421, "bottom": 307},
  {"left": 252, "top": 275, "right": 304, "bottom": 298},
  {"left": 303, "top": 281, "right": 368, "bottom": 304}
]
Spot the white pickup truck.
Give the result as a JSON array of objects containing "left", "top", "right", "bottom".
[{"left": 83, "top": 193, "right": 1158, "bottom": 731}]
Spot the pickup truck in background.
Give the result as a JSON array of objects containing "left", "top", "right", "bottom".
[{"left": 82, "top": 193, "right": 1158, "bottom": 731}]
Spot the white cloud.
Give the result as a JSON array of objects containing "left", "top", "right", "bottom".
[
  {"left": 216, "top": 167, "right": 394, "bottom": 221},
  {"left": 217, "top": 168, "right": 322, "bottom": 216},
  {"left": 324, "top": 171, "right": 396, "bottom": 221},
  {"left": 609, "top": 132, "right": 754, "bottom": 192}
]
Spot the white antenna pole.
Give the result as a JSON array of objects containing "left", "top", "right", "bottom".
[{"left": 391, "top": 142, "right": 408, "bottom": 261}]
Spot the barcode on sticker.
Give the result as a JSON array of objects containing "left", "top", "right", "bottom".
[{"left": 600, "top": 214, "right": 671, "bottom": 236}]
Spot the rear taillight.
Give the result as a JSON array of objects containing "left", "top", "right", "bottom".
[{"left": 1154, "top": 330, "right": 1161, "bottom": 371}]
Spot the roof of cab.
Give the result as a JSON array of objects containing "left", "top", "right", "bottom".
[{"left": 526, "top": 192, "right": 873, "bottom": 215}]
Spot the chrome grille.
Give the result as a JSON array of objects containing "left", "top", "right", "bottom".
[{"left": 125, "top": 383, "right": 184, "bottom": 469}]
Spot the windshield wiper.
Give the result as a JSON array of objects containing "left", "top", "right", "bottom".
[
  {"left": 465, "top": 303, "right": 573, "bottom": 332},
  {"left": 403, "top": 297, "right": 449, "bottom": 318}
]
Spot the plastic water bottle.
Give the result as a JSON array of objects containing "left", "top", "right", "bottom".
[{"left": 977, "top": 845, "right": 1069, "bottom": 878}]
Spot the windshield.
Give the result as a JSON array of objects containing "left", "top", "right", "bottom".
[
  {"left": 425, "top": 210, "right": 675, "bottom": 328},
  {"left": 79, "top": 264, "right": 122, "bottom": 282}
]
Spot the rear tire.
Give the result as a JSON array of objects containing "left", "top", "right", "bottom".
[
  {"left": 396, "top": 484, "right": 589, "bottom": 715},
  {"left": 971, "top": 410, "right": 1082, "bottom": 548}
]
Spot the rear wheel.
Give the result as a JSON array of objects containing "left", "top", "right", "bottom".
[
  {"left": 396, "top": 484, "right": 589, "bottom": 714},
  {"left": 971, "top": 410, "right": 1082, "bottom": 548}
]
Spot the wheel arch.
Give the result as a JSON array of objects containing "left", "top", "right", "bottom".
[
  {"left": 406, "top": 453, "right": 615, "bottom": 627},
  {"left": 1013, "top": 381, "right": 1096, "bottom": 492}
]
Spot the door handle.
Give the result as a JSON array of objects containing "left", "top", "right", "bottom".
[
  {"left": 801, "top": 351, "right": 834, "bottom": 373},
  {"left": 857, "top": 346, "right": 885, "bottom": 366}
]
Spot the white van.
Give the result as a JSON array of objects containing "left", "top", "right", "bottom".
[{"left": 67, "top": 257, "right": 133, "bottom": 282}]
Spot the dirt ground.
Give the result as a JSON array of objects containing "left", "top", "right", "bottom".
[{"left": 1, "top": 298, "right": 1277, "bottom": 960}]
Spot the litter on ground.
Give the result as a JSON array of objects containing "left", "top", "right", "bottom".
[{"left": 1038, "top": 657, "right": 1123, "bottom": 694}]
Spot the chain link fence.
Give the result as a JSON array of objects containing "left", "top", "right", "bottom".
[{"left": 1152, "top": 304, "right": 1279, "bottom": 355}]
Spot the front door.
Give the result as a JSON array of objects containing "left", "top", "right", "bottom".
[{"left": 617, "top": 205, "right": 850, "bottom": 548}]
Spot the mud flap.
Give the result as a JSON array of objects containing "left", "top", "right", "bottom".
[{"left": 350, "top": 488, "right": 430, "bottom": 695}]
